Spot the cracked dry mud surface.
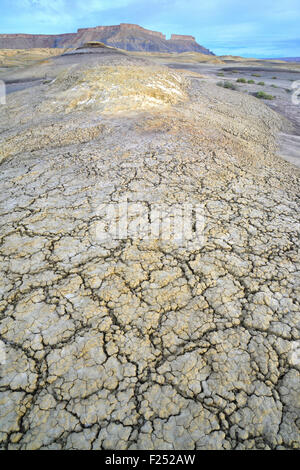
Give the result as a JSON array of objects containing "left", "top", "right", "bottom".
[{"left": 0, "top": 51, "right": 299, "bottom": 450}]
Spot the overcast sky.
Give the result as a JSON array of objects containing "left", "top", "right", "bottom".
[{"left": 0, "top": 0, "right": 299, "bottom": 57}]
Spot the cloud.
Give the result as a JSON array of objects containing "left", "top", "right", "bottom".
[
  {"left": 16, "top": 0, "right": 137, "bottom": 15},
  {"left": 5, "top": 1, "right": 138, "bottom": 30},
  {"left": 1, "top": 0, "right": 299, "bottom": 57}
]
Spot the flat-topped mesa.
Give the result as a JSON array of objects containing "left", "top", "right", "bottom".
[
  {"left": 170, "top": 34, "right": 196, "bottom": 41},
  {"left": 120, "top": 24, "right": 166, "bottom": 39},
  {"left": 77, "top": 25, "right": 118, "bottom": 34},
  {"left": 0, "top": 23, "right": 213, "bottom": 54},
  {"left": 0, "top": 33, "right": 75, "bottom": 39},
  {"left": 77, "top": 24, "right": 166, "bottom": 40}
]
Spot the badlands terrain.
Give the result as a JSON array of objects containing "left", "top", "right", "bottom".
[
  {"left": 0, "top": 23, "right": 214, "bottom": 55},
  {"left": 0, "top": 44, "right": 299, "bottom": 450}
]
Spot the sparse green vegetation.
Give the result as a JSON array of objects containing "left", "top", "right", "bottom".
[
  {"left": 258, "top": 82, "right": 265, "bottom": 86},
  {"left": 237, "top": 78, "right": 247, "bottom": 83},
  {"left": 252, "top": 73, "right": 262, "bottom": 77},
  {"left": 271, "top": 84, "right": 277, "bottom": 88},
  {"left": 231, "top": 70, "right": 239, "bottom": 73},
  {"left": 247, "top": 80, "right": 255, "bottom": 84},
  {"left": 217, "top": 72, "right": 225, "bottom": 76},
  {"left": 285, "top": 88, "right": 292, "bottom": 93},
  {"left": 255, "top": 91, "right": 275, "bottom": 100},
  {"left": 272, "top": 76, "right": 277, "bottom": 79},
  {"left": 217, "top": 81, "right": 238, "bottom": 90}
]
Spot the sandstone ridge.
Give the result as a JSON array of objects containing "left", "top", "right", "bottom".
[{"left": 0, "top": 23, "right": 214, "bottom": 54}]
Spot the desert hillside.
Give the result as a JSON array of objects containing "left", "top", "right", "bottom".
[
  {"left": 0, "top": 48, "right": 65, "bottom": 69},
  {"left": 0, "top": 44, "right": 299, "bottom": 450}
]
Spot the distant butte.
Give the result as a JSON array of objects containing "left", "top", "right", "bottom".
[{"left": 0, "top": 23, "right": 214, "bottom": 55}]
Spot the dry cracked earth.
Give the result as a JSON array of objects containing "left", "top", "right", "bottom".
[{"left": 0, "top": 46, "right": 299, "bottom": 450}]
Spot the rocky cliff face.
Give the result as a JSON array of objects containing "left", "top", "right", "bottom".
[
  {"left": 0, "top": 23, "right": 214, "bottom": 55},
  {"left": 170, "top": 34, "right": 196, "bottom": 41}
]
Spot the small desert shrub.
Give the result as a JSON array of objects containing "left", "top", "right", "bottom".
[
  {"left": 231, "top": 70, "right": 239, "bottom": 73},
  {"left": 258, "top": 81, "right": 265, "bottom": 86},
  {"left": 252, "top": 73, "right": 261, "bottom": 77},
  {"left": 217, "top": 72, "right": 225, "bottom": 76},
  {"left": 271, "top": 84, "right": 277, "bottom": 88},
  {"left": 285, "top": 88, "right": 291, "bottom": 93},
  {"left": 237, "top": 78, "right": 247, "bottom": 83},
  {"left": 272, "top": 76, "right": 277, "bottom": 79},
  {"left": 255, "top": 91, "right": 275, "bottom": 100},
  {"left": 217, "top": 81, "right": 238, "bottom": 90},
  {"left": 247, "top": 80, "right": 255, "bottom": 84}
]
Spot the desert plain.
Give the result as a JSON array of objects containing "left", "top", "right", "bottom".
[{"left": 0, "top": 44, "right": 299, "bottom": 450}]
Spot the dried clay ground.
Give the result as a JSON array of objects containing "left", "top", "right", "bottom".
[{"left": 0, "top": 46, "right": 299, "bottom": 450}]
